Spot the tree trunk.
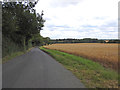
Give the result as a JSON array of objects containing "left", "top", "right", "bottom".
[{"left": 23, "top": 37, "right": 26, "bottom": 51}]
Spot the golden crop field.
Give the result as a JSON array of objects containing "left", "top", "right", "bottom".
[{"left": 44, "top": 43, "right": 119, "bottom": 70}]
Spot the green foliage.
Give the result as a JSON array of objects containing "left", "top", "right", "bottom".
[
  {"left": 43, "top": 37, "right": 51, "bottom": 45},
  {"left": 32, "top": 33, "right": 44, "bottom": 46},
  {"left": 50, "top": 38, "right": 120, "bottom": 44},
  {"left": 3, "top": 46, "right": 33, "bottom": 63},
  {"left": 2, "top": 1, "right": 45, "bottom": 57},
  {"left": 2, "top": 35, "right": 23, "bottom": 57}
]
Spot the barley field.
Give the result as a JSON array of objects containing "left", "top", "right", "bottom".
[{"left": 44, "top": 43, "right": 119, "bottom": 70}]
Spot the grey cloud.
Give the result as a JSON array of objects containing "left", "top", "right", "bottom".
[
  {"left": 82, "top": 25, "right": 98, "bottom": 28},
  {"left": 49, "top": 0, "right": 83, "bottom": 8},
  {"left": 94, "top": 17, "right": 107, "bottom": 20},
  {"left": 46, "top": 25, "right": 71, "bottom": 29},
  {"left": 101, "top": 21, "right": 117, "bottom": 27}
]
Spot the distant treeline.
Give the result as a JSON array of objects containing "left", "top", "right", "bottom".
[{"left": 50, "top": 38, "right": 120, "bottom": 44}]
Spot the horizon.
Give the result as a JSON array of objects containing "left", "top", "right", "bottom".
[{"left": 50, "top": 38, "right": 120, "bottom": 40}]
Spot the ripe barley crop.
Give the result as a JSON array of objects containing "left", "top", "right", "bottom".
[{"left": 44, "top": 43, "right": 118, "bottom": 70}]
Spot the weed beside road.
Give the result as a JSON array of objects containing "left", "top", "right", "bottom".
[
  {"left": 40, "top": 47, "right": 118, "bottom": 88},
  {"left": 2, "top": 47, "right": 33, "bottom": 63},
  {"left": 43, "top": 43, "right": 118, "bottom": 70}
]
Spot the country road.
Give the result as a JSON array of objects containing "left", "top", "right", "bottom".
[{"left": 3, "top": 48, "right": 85, "bottom": 88}]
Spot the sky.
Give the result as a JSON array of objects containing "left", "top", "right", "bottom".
[{"left": 35, "top": 0, "right": 119, "bottom": 39}]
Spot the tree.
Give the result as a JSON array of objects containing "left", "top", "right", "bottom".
[
  {"left": 2, "top": 1, "right": 45, "bottom": 56},
  {"left": 32, "top": 34, "right": 43, "bottom": 46},
  {"left": 43, "top": 37, "right": 51, "bottom": 45}
]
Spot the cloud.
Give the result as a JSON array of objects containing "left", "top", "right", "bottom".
[
  {"left": 35, "top": 0, "right": 119, "bottom": 39},
  {"left": 48, "top": 0, "right": 83, "bottom": 8}
]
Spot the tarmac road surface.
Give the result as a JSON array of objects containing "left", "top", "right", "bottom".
[{"left": 3, "top": 48, "right": 85, "bottom": 88}]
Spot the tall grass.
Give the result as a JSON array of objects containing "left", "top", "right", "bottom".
[
  {"left": 2, "top": 36, "right": 33, "bottom": 63},
  {"left": 40, "top": 47, "right": 118, "bottom": 88},
  {"left": 2, "top": 36, "right": 24, "bottom": 58},
  {"left": 44, "top": 43, "right": 118, "bottom": 70}
]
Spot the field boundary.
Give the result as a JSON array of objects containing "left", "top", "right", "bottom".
[
  {"left": 40, "top": 47, "right": 118, "bottom": 88},
  {"left": 43, "top": 43, "right": 118, "bottom": 71}
]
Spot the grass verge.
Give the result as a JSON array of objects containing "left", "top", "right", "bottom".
[
  {"left": 2, "top": 47, "right": 33, "bottom": 64},
  {"left": 40, "top": 47, "right": 118, "bottom": 88}
]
